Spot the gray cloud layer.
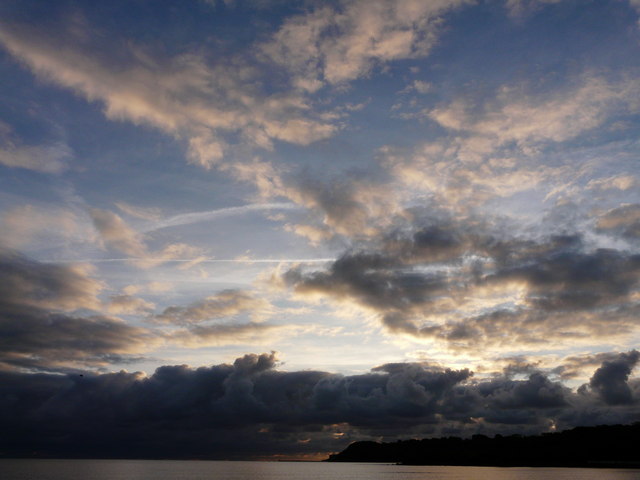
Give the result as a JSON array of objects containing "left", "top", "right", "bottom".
[
  {"left": 0, "top": 249, "right": 157, "bottom": 372},
  {"left": 281, "top": 222, "right": 640, "bottom": 352}
]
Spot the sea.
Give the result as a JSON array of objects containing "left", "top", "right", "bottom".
[{"left": 2, "top": 460, "right": 640, "bottom": 480}]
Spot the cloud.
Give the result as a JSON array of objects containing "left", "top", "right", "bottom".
[
  {"left": 587, "top": 350, "right": 640, "bottom": 405},
  {"left": 90, "top": 208, "right": 148, "bottom": 258},
  {"left": 168, "top": 322, "right": 292, "bottom": 348},
  {"left": 155, "top": 289, "right": 271, "bottom": 325},
  {"left": 0, "top": 248, "right": 102, "bottom": 312},
  {"left": 279, "top": 221, "right": 640, "bottom": 352},
  {"left": 0, "top": 142, "right": 70, "bottom": 173},
  {"left": 586, "top": 175, "right": 638, "bottom": 192},
  {"left": 0, "top": 249, "right": 156, "bottom": 372},
  {"left": 144, "top": 202, "right": 299, "bottom": 232},
  {"left": 381, "top": 75, "right": 640, "bottom": 215},
  {"left": 629, "top": 0, "right": 640, "bottom": 24},
  {"left": 404, "top": 79, "right": 432, "bottom": 94},
  {"left": 429, "top": 76, "right": 640, "bottom": 149},
  {"left": 0, "top": 204, "right": 89, "bottom": 252},
  {"left": 0, "top": 249, "right": 307, "bottom": 370},
  {"left": 89, "top": 207, "right": 204, "bottom": 268},
  {"left": 264, "top": 75, "right": 640, "bottom": 352},
  {"left": 477, "top": 372, "right": 569, "bottom": 410},
  {"left": 0, "top": 118, "right": 71, "bottom": 173},
  {"left": 154, "top": 289, "right": 293, "bottom": 348},
  {"left": 263, "top": 0, "right": 473, "bottom": 91},
  {"left": 0, "top": 20, "right": 336, "bottom": 168},
  {"left": 486, "top": 246, "right": 640, "bottom": 312},
  {"left": 1, "top": 352, "right": 638, "bottom": 458},
  {"left": 144, "top": 243, "right": 205, "bottom": 270},
  {"left": 283, "top": 176, "right": 399, "bottom": 239},
  {"left": 122, "top": 281, "right": 173, "bottom": 296},
  {"left": 115, "top": 202, "right": 163, "bottom": 221},
  {"left": 106, "top": 294, "right": 155, "bottom": 315},
  {"left": 245, "top": 165, "right": 403, "bottom": 243},
  {"left": 596, "top": 204, "right": 640, "bottom": 241},
  {"left": 552, "top": 352, "right": 623, "bottom": 380},
  {"left": 0, "top": 311, "right": 156, "bottom": 373}
]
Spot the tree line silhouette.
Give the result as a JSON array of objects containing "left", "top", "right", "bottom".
[{"left": 326, "top": 423, "right": 640, "bottom": 467}]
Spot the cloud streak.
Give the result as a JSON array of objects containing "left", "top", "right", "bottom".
[{"left": 144, "top": 202, "right": 300, "bottom": 232}]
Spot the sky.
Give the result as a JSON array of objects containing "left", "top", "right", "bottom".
[{"left": 1, "top": 0, "right": 640, "bottom": 460}]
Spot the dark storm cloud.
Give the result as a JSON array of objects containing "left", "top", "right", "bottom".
[
  {"left": 1, "top": 352, "right": 638, "bottom": 458},
  {"left": 0, "top": 249, "right": 155, "bottom": 371},
  {"left": 476, "top": 373, "right": 569, "bottom": 410},
  {"left": 281, "top": 224, "right": 640, "bottom": 348},
  {"left": 587, "top": 350, "right": 640, "bottom": 405}
]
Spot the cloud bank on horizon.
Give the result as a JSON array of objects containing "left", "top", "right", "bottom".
[{"left": 1, "top": 0, "right": 640, "bottom": 458}]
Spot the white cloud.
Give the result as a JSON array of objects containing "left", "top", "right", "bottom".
[
  {"left": 429, "top": 76, "right": 640, "bottom": 149},
  {"left": 263, "top": 0, "right": 473, "bottom": 91},
  {"left": 399, "top": 79, "right": 432, "bottom": 95}
]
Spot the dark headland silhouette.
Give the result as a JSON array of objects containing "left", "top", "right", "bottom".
[{"left": 326, "top": 423, "right": 640, "bottom": 468}]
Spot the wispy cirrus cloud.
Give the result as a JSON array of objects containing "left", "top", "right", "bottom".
[{"left": 143, "top": 202, "right": 300, "bottom": 232}]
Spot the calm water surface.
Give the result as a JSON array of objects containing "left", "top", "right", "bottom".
[{"left": 1, "top": 460, "right": 639, "bottom": 480}]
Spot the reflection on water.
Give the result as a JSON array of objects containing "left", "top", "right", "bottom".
[{"left": 1, "top": 460, "right": 640, "bottom": 480}]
